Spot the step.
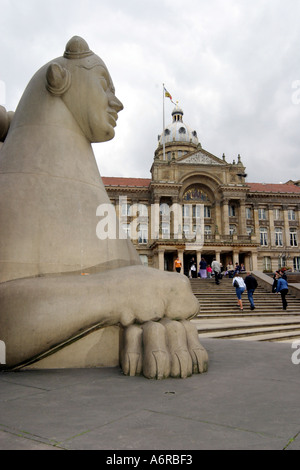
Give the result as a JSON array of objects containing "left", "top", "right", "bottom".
[
  {"left": 197, "top": 325, "right": 300, "bottom": 341},
  {"left": 190, "top": 277, "right": 300, "bottom": 343}
]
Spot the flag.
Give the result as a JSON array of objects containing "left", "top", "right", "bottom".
[{"left": 164, "top": 87, "right": 172, "bottom": 100}]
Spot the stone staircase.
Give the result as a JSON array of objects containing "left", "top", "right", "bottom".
[{"left": 190, "top": 276, "right": 300, "bottom": 343}]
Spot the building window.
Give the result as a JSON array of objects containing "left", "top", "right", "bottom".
[
  {"left": 192, "top": 224, "right": 201, "bottom": 237},
  {"left": 139, "top": 255, "right": 148, "bottom": 266},
  {"left": 121, "top": 202, "right": 131, "bottom": 217},
  {"left": 138, "top": 203, "right": 148, "bottom": 217},
  {"left": 278, "top": 255, "right": 287, "bottom": 269},
  {"left": 246, "top": 226, "right": 254, "bottom": 236},
  {"left": 121, "top": 223, "right": 131, "bottom": 238},
  {"left": 204, "top": 225, "right": 212, "bottom": 235},
  {"left": 294, "top": 257, "right": 300, "bottom": 271},
  {"left": 229, "top": 224, "right": 236, "bottom": 235},
  {"left": 228, "top": 205, "right": 236, "bottom": 217},
  {"left": 160, "top": 203, "right": 170, "bottom": 216},
  {"left": 138, "top": 224, "right": 148, "bottom": 244},
  {"left": 182, "top": 205, "right": 190, "bottom": 218},
  {"left": 275, "top": 227, "right": 283, "bottom": 246},
  {"left": 192, "top": 205, "right": 202, "bottom": 218},
  {"left": 290, "top": 228, "right": 298, "bottom": 246},
  {"left": 183, "top": 224, "right": 190, "bottom": 237},
  {"left": 246, "top": 207, "right": 252, "bottom": 219},
  {"left": 161, "top": 222, "right": 170, "bottom": 239},
  {"left": 288, "top": 209, "right": 296, "bottom": 221},
  {"left": 258, "top": 208, "right": 267, "bottom": 220},
  {"left": 263, "top": 256, "right": 272, "bottom": 271},
  {"left": 260, "top": 227, "right": 268, "bottom": 246},
  {"left": 274, "top": 208, "right": 281, "bottom": 220},
  {"left": 204, "top": 206, "right": 211, "bottom": 218}
]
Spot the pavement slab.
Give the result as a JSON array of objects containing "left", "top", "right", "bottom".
[{"left": 0, "top": 338, "right": 299, "bottom": 451}]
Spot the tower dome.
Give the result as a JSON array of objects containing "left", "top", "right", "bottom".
[{"left": 158, "top": 105, "right": 199, "bottom": 146}]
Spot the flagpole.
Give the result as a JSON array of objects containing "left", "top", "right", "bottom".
[{"left": 162, "top": 83, "right": 165, "bottom": 161}]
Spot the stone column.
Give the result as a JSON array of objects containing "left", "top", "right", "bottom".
[
  {"left": 283, "top": 206, "right": 290, "bottom": 247},
  {"left": 251, "top": 251, "right": 258, "bottom": 271},
  {"left": 151, "top": 196, "right": 160, "bottom": 242},
  {"left": 222, "top": 199, "right": 229, "bottom": 235},
  {"left": 215, "top": 201, "right": 222, "bottom": 236},
  {"left": 171, "top": 195, "right": 180, "bottom": 240},
  {"left": 196, "top": 250, "right": 201, "bottom": 272},
  {"left": 178, "top": 249, "right": 184, "bottom": 274},
  {"left": 239, "top": 201, "right": 247, "bottom": 235},
  {"left": 268, "top": 206, "right": 275, "bottom": 246},
  {"left": 253, "top": 205, "right": 260, "bottom": 244},
  {"left": 233, "top": 250, "right": 240, "bottom": 265},
  {"left": 158, "top": 249, "right": 165, "bottom": 271}
]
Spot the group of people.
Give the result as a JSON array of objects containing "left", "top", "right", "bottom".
[
  {"left": 232, "top": 272, "right": 258, "bottom": 311},
  {"left": 175, "top": 256, "right": 246, "bottom": 284},
  {"left": 232, "top": 269, "right": 289, "bottom": 311},
  {"left": 183, "top": 257, "right": 213, "bottom": 279},
  {"left": 174, "top": 255, "right": 289, "bottom": 312},
  {"left": 225, "top": 262, "right": 245, "bottom": 278}
]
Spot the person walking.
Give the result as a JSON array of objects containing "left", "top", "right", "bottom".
[
  {"left": 244, "top": 272, "right": 258, "bottom": 310},
  {"left": 234, "top": 262, "right": 241, "bottom": 275},
  {"left": 233, "top": 273, "right": 246, "bottom": 310},
  {"left": 276, "top": 272, "right": 289, "bottom": 310},
  {"left": 272, "top": 271, "right": 279, "bottom": 293},
  {"left": 189, "top": 257, "right": 197, "bottom": 278},
  {"left": 199, "top": 257, "right": 207, "bottom": 278},
  {"left": 211, "top": 259, "right": 221, "bottom": 285},
  {"left": 206, "top": 264, "right": 212, "bottom": 278},
  {"left": 174, "top": 256, "right": 182, "bottom": 274}
]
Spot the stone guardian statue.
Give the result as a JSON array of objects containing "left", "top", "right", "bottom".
[{"left": 0, "top": 37, "right": 208, "bottom": 378}]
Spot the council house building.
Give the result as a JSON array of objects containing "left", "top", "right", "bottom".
[{"left": 103, "top": 105, "right": 300, "bottom": 276}]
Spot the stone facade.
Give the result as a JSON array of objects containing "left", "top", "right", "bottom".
[{"left": 103, "top": 106, "right": 300, "bottom": 275}]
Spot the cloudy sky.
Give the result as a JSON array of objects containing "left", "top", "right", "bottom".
[{"left": 1, "top": 0, "right": 300, "bottom": 183}]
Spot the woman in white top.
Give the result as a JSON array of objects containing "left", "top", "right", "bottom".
[{"left": 233, "top": 274, "right": 246, "bottom": 311}]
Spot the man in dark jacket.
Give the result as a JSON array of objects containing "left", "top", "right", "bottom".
[{"left": 244, "top": 272, "right": 258, "bottom": 310}]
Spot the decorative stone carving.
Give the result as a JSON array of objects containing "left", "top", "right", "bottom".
[
  {"left": 179, "top": 151, "right": 224, "bottom": 165},
  {"left": 0, "top": 37, "right": 208, "bottom": 378}
]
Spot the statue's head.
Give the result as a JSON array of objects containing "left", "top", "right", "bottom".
[{"left": 45, "top": 36, "right": 123, "bottom": 143}]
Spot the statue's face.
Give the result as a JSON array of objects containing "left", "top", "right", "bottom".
[{"left": 62, "top": 56, "right": 124, "bottom": 143}]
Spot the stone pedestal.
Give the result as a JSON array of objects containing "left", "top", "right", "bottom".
[{"left": 24, "top": 326, "right": 121, "bottom": 370}]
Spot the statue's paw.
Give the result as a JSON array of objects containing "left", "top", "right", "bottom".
[
  {"left": 120, "top": 324, "right": 143, "bottom": 376},
  {"left": 182, "top": 320, "right": 209, "bottom": 374},
  {"left": 142, "top": 322, "right": 171, "bottom": 380},
  {"left": 160, "top": 319, "right": 193, "bottom": 378},
  {"left": 120, "top": 318, "right": 208, "bottom": 380}
]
